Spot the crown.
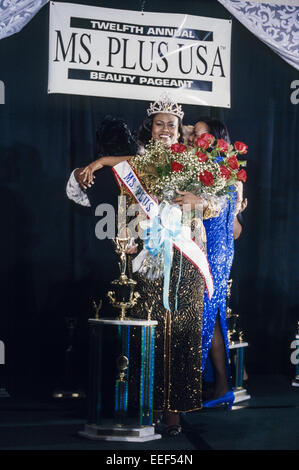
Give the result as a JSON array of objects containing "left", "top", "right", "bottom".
[{"left": 146, "top": 93, "right": 184, "bottom": 120}]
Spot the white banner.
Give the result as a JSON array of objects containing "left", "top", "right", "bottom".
[{"left": 48, "top": 2, "right": 232, "bottom": 108}]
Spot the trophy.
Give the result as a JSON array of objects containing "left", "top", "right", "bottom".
[
  {"left": 107, "top": 233, "right": 140, "bottom": 321},
  {"left": 226, "top": 279, "right": 244, "bottom": 344},
  {"left": 79, "top": 231, "right": 160, "bottom": 441},
  {"left": 53, "top": 316, "right": 86, "bottom": 399},
  {"left": 145, "top": 301, "right": 154, "bottom": 322},
  {"left": 92, "top": 299, "right": 102, "bottom": 320}
]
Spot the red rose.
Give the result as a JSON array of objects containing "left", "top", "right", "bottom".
[
  {"left": 171, "top": 143, "right": 187, "bottom": 153},
  {"left": 196, "top": 151, "right": 208, "bottom": 162},
  {"left": 195, "top": 133, "right": 215, "bottom": 150},
  {"left": 171, "top": 161, "right": 184, "bottom": 173},
  {"left": 199, "top": 170, "right": 214, "bottom": 186},
  {"left": 237, "top": 169, "right": 247, "bottom": 182},
  {"left": 217, "top": 139, "right": 229, "bottom": 153},
  {"left": 220, "top": 165, "right": 232, "bottom": 180},
  {"left": 234, "top": 141, "right": 248, "bottom": 154},
  {"left": 227, "top": 155, "right": 239, "bottom": 170}
]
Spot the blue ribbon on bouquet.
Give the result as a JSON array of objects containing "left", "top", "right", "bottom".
[{"left": 141, "top": 203, "right": 182, "bottom": 311}]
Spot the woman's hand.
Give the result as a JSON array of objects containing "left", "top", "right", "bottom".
[
  {"left": 74, "top": 167, "right": 90, "bottom": 190},
  {"left": 124, "top": 236, "right": 138, "bottom": 255},
  {"left": 75, "top": 156, "right": 133, "bottom": 189},
  {"left": 80, "top": 159, "right": 104, "bottom": 188},
  {"left": 172, "top": 190, "right": 208, "bottom": 211},
  {"left": 125, "top": 243, "right": 138, "bottom": 255}
]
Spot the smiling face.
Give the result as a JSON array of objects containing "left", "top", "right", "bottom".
[
  {"left": 188, "top": 121, "right": 210, "bottom": 145},
  {"left": 151, "top": 113, "right": 179, "bottom": 148}
]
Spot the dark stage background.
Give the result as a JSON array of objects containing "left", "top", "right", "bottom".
[{"left": 0, "top": 0, "right": 298, "bottom": 396}]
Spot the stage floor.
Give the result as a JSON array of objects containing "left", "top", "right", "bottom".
[{"left": 0, "top": 374, "right": 298, "bottom": 451}]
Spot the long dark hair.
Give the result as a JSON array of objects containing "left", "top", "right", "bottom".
[
  {"left": 196, "top": 117, "right": 231, "bottom": 144},
  {"left": 96, "top": 116, "right": 138, "bottom": 157},
  {"left": 137, "top": 114, "right": 184, "bottom": 148}
]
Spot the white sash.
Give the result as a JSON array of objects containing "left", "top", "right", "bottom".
[{"left": 112, "top": 161, "right": 214, "bottom": 300}]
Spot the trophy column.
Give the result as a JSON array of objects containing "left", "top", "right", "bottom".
[
  {"left": 79, "top": 318, "right": 161, "bottom": 442},
  {"left": 229, "top": 342, "right": 251, "bottom": 404}
]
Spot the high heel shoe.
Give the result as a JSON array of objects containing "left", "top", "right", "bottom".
[
  {"left": 202, "top": 390, "right": 235, "bottom": 410},
  {"left": 154, "top": 421, "right": 182, "bottom": 437},
  {"left": 165, "top": 424, "right": 182, "bottom": 437}
]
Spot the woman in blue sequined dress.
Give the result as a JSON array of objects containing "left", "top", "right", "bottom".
[{"left": 189, "top": 119, "right": 244, "bottom": 405}]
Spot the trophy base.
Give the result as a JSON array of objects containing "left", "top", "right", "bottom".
[
  {"left": 53, "top": 389, "right": 86, "bottom": 399},
  {"left": 233, "top": 387, "right": 251, "bottom": 404},
  {"left": 229, "top": 341, "right": 248, "bottom": 349},
  {"left": 78, "top": 423, "right": 162, "bottom": 442},
  {"left": 0, "top": 387, "right": 10, "bottom": 398}
]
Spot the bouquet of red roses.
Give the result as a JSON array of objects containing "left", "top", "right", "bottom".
[
  {"left": 193, "top": 132, "right": 247, "bottom": 188},
  {"left": 131, "top": 134, "right": 247, "bottom": 202},
  {"left": 129, "top": 135, "right": 248, "bottom": 283}
]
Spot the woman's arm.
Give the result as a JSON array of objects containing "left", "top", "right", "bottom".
[
  {"left": 172, "top": 190, "right": 208, "bottom": 212},
  {"left": 173, "top": 190, "right": 223, "bottom": 219},
  {"left": 233, "top": 185, "right": 248, "bottom": 240},
  {"left": 234, "top": 181, "right": 244, "bottom": 215},
  {"left": 80, "top": 155, "right": 133, "bottom": 186},
  {"left": 66, "top": 169, "right": 91, "bottom": 206},
  {"left": 233, "top": 216, "right": 242, "bottom": 240}
]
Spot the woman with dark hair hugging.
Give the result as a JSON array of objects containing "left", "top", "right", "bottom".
[
  {"left": 76, "top": 96, "right": 217, "bottom": 436},
  {"left": 67, "top": 116, "right": 138, "bottom": 204},
  {"left": 66, "top": 117, "right": 139, "bottom": 301}
]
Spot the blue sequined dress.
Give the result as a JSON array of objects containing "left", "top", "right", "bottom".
[{"left": 202, "top": 192, "right": 236, "bottom": 384}]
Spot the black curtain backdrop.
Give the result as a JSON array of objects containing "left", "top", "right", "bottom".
[{"left": 0, "top": 0, "right": 298, "bottom": 396}]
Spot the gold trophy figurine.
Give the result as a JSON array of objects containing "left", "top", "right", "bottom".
[
  {"left": 145, "top": 301, "right": 154, "bottom": 322},
  {"left": 92, "top": 300, "right": 102, "bottom": 320},
  {"left": 107, "top": 233, "right": 140, "bottom": 321},
  {"left": 113, "top": 236, "right": 132, "bottom": 281}
]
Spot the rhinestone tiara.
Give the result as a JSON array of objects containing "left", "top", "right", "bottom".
[{"left": 146, "top": 93, "right": 184, "bottom": 120}]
